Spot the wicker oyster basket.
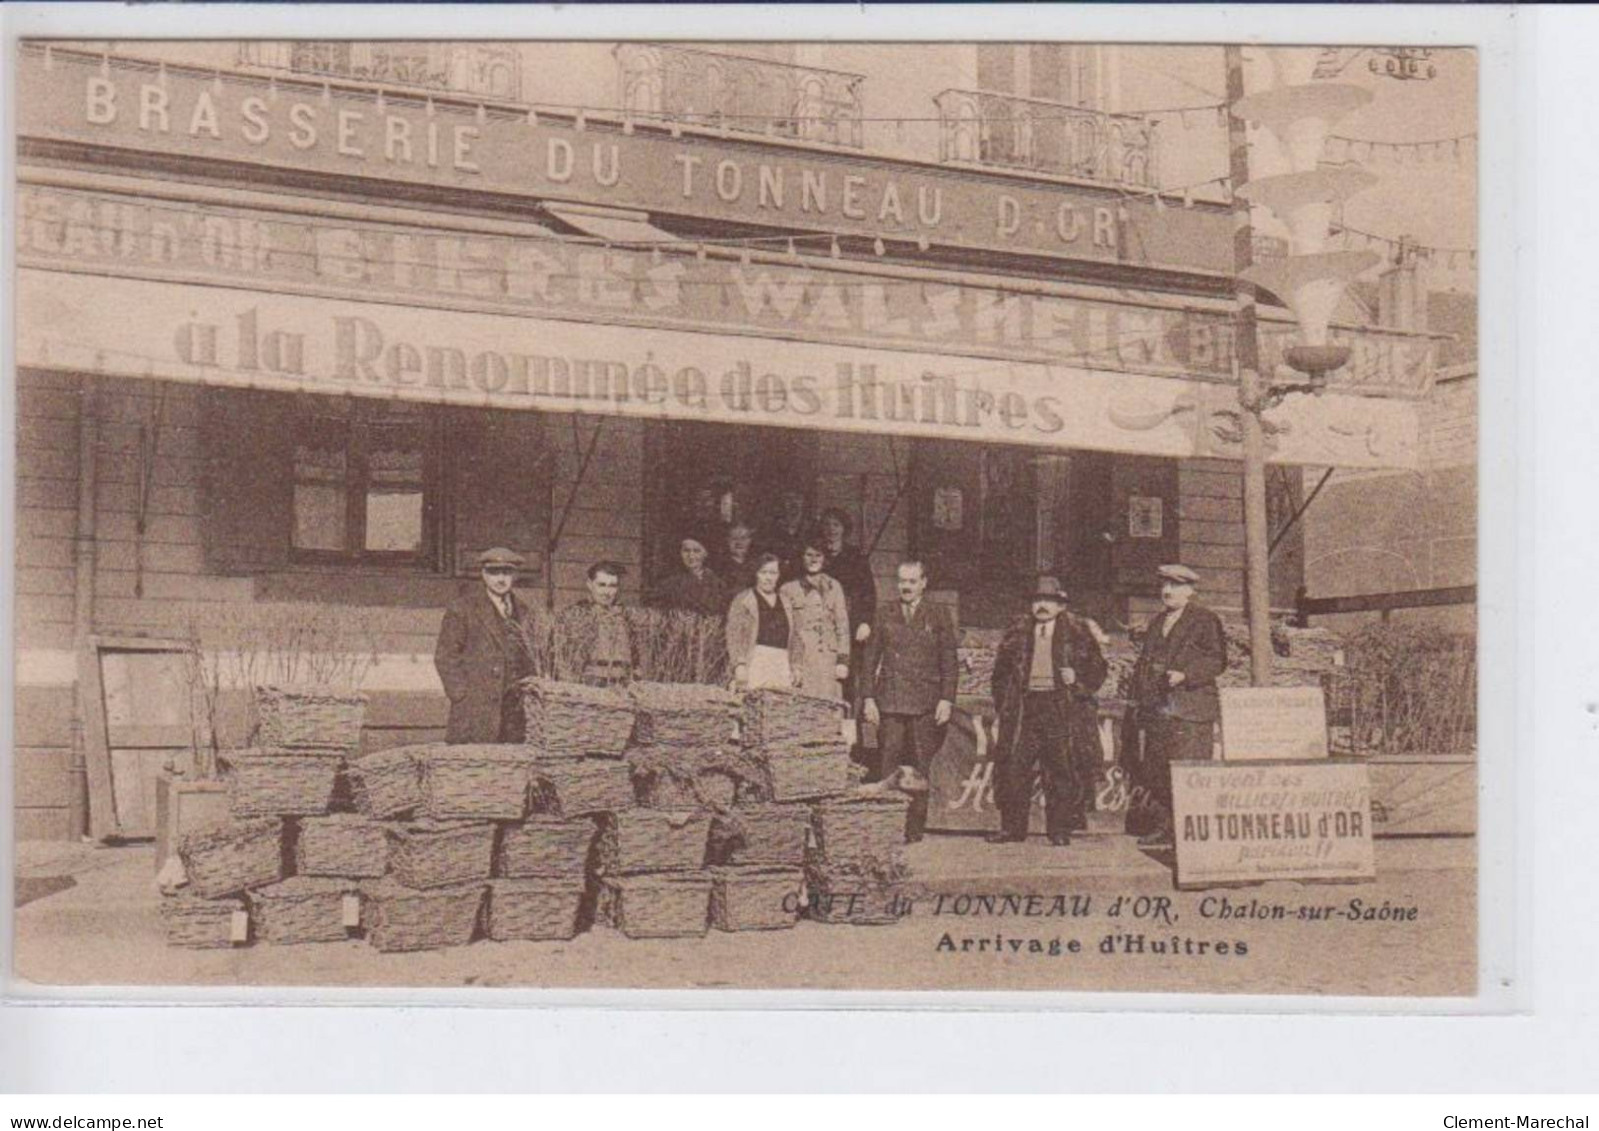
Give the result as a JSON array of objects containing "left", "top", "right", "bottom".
[
  {"left": 596, "top": 808, "right": 711, "bottom": 875},
  {"left": 521, "top": 678, "right": 635, "bottom": 757},
  {"left": 295, "top": 814, "right": 388, "bottom": 878},
  {"left": 178, "top": 818, "right": 283, "bottom": 899},
  {"left": 496, "top": 816, "right": 598, "bottom": 878},
  {"left": 160, "top": 894, "right": 246, "bottom": 948},
  {"left": 598, "top": 872, "right": 712, "bottom": 939},
  {"left": 347, "top": 746, "right": 422, "bottom": 819},
  {"left": 708, "top": 865, "right": 804, "bottom": 932},
  {"left": 484, "top": 877, "right": 587, "bottom": 942},
  {"left": 224, "top": 748, "right": 344, "bottom": 818},
  {"left": 252, "top": 684, "right": 367, "bottom": 750},
  {"left": 809, "top": 793, "right": 913, "bottom": 863},
  {"left": 385, "top": 820, "right": 495, "bottom": 889},
  {"left": 418, "top": 744, "right": 531, "bottom": 821},
  {"left": 710, "top": 803, "right": 811, "bottom": 866},
  {"left": 361, "top": 879, "right": 485, "bottom": 953},
  {"left": 248, "top": 876, "right": 358, "bottom": 945}
]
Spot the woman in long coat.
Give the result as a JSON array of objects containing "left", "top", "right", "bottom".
[
  {"left": 778, "top": 540, "right": 851, "bottom": 700},
  {"left": 725, "top": 554, "right": 802, "bottom": 692}
]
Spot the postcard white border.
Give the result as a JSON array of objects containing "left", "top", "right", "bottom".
[{"left": 2, "top": 0, "right": 1587, "bottom": 1094}]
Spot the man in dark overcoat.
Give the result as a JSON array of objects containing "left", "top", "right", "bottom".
[
  {"left": 989, "top": 576, "right": 1108, "bottom": 846},
  {"left": 433, "top": 547, "right": 538, "bottom": 744},
  {"left": 860, "top": 559, "right": 959, "bottom": 843},
  {"left": 1129, "top": 563, "right": 1228, "bottom": 845}
]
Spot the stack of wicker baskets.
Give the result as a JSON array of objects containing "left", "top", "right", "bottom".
[
  {"left": 804, "top": 791, "right": 914, "bottom": 926},
  {"left": 738, "top": 689, "right": 854, "bottom": 802},
  {"left": 160, "top": 677, "right": 913, "bottom": 951},
  {"left": 161, "top": 684, "right": 370, "bottom": 948}
]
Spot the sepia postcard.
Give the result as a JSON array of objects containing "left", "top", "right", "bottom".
[{"left": 8, "top": 27, "right": 1488, "bottom": 1000}]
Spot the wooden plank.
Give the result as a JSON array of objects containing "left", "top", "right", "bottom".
[
  {"left": 1180, "top": 518, "right": 1248, "bottom": 547},
  {"left": 96, "top": 541, "right": 205, "bottom": 574},
  {"left": 1299, "top": 586, "right": 1477, "bottom": 616},
  {"left": 1177, "top": 495, "right": 1242, "bottom": 524},
  {"left": 16, "top": 594, "right": 75, "bottom": 628},
  {"left": 17, "top": 477, "right": 79, "bottom": 510},
  {"left": 15, "top": 807, "right": 75, "bottom": 842},
  {"left": 15, "top": 507, "right": 78, "bottom": 540},
  {"left": 15, "top": 620, "right": 75, "bottom": 651},
  {"left": 94, "top": 481, "right": 201, "bottom": 517},
  {"left": 16, "top": 446, "right": 80, "bottom": 481},
  {"left": 16, "top": 567, "right": 76, "bottom": 597},
  {"left": 17, "top": 415, "right": 80, "bottom": 453},
  {"left": 1180, "top": 542, "right": 1246, "bottom": 570},
  {"left": 17, "top": 387, "right": 84, "bottom": 421},
  {"left": 93, "top": 570, "right": 256, "bottom": 602},
  {"left": 1178, "top": 467, "right": 1243, "bottom": 500},
  {"left": 78, "top": 643, "right": 119, "bottom": 840},
  {"left": 15, "top": 747, "right": 75, "bottom": 808},
  {"left": 15, "top": 535, "right": 74, "bottom": 569},
  {"left": 94, "top": 512, "right": 203, "bottom": 545},
  {"left": 1369, "top": 757, "right": 1477, "bottom": 837}
]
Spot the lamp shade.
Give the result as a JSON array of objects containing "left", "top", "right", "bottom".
[
  {"left": 1234, "top": 83, "right": 1373, "bottom": 172},
  {"left": 1242, "top": 250, "right": 1380, "bottom": 347},
  {"left": 1238, "top": 166, "right": 1379, "bottom": 253}
]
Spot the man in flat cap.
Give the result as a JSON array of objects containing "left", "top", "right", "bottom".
[
  {"left": 554, "top": 560, "right": 637, "bottom": 687},
  {"left": 434, "top": 547, "right": 537, "bottom": 743},
  {"left": 989, "top": 576, "right": 1108, "bottom": 846},
  {"left": 1128, "top": 564, "right": 1228, "bottom": 845}
]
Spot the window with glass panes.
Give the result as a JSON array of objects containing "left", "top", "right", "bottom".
[{"left": 291, "top": 401, "right": 436, "bottom": 562}]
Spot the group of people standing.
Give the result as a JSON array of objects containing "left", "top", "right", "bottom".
[
  {"left": 651, "top": 495, "right": 877, "bottom": 705},
  {"left": 435, "top": 534, "right": 1227, "bottom": 852}
]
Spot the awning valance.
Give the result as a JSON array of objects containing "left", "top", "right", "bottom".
[{"left": 16, "top": 267, "right": 1422, "bottom": 471}]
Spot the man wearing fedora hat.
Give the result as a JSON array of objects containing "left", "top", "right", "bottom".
[
  {"left": 434, "top": 547, "right": 537, "bottom": 744},
  {"left": 988, "top": 576, "right": 1108, "bottom": 846},
  {"left": 1128, "top": 563, "right": 1228, "bottom": 845}
]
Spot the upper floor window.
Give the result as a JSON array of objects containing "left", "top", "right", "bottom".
[
  {"left": 238, "top": 42, "right": 521, "bottom": 100},
  {"left": 615, "top": 44, "right": 865, "bottom": 149}
]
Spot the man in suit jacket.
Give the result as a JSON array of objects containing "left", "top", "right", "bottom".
[
  {"left": 989, "top": 576, "right": 1108, "bottom": 846},
  {"left": 1129, "top": 563, "right": 1228, "bottom": 845},
  {"left": 861, "top": 559, "right": 959, "bottom": 842},
  {"left": 434, "top": 547, "right": 537, "bottom": 744}
]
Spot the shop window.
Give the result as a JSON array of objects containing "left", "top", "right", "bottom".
[
  {"left": 202, "top": 390, "right": 548, "bottom": 581},
  {"left": 289, "top": 401, "right": 436, "bottom": 564}
]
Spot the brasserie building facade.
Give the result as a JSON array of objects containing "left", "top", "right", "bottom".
[{"left": 12, "top": 41, "right": 1440, "bottom": 840}]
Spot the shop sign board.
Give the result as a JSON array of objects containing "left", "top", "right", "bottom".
[
  {"left": 1170, "top": 760, "right": 1376, "bottom": 889},
  {"left": 17, "top": 47, "right": 1236, "bottom": 275},
  {"left": 1218, "top": 686, "right": 1330, "bottom": 762},
  {"left": 16, "top": 268, "right": 1424, "bottom": 469}
]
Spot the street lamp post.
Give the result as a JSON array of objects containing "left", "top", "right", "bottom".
[{"left": 1226, "top": 45, "right": 1381, "bottom": 686}]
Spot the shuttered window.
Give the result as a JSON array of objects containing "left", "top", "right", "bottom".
[{"left": 201, "top": 389, "right": 550, "bottom": 580}]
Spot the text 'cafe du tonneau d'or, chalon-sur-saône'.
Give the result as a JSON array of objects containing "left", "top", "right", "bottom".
[{"left": 12, "top": 40, "right": 1458, "bottom": 861}]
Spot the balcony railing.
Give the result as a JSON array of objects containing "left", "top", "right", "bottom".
[
  {"left": 236, "top": 42, "right": 521, "bottom": 100},
  {"left": 934, "top": 88, "right": 1158, "bottom": 189},
  {"left": 615, "top": 44, "right": 865, "bottom": 148}
]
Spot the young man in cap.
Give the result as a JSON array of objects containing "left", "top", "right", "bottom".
[
  {"left": 433, "top": 547, "right": 537, "bottom": 743},
  {"left": 554, "top": 560, "right": 636, "bottom": 687},
  {"left": 988, "top": 576, "right": 1108, "bottom": 846},
  {"left": 1129, "top": 564, "right": 1228, "bottom": 845},
  {"left": 860, "top": 559, "right": 959, "bottom": 843}
]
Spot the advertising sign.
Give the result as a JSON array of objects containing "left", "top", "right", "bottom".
[
  {"left": 16, "top": 268, "right": 1425, "bottom": 469},
  {"left": 1218, "top": 686, "right": 1331, "bottom": 762},
  {"left": 1171, "top": 760, "right": 1376, "bottom": 889},
  {"left": 16, "top": 47, "right": 1236, "bottom": 275}
]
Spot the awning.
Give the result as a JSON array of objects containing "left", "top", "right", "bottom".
[
  {"left": 15, "top": 268, "right": 1423, "bottom": 471},
  {"left": 540, "top": 202, "right": 682, "bottom": 248}
]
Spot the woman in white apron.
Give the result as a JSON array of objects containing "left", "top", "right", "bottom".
[{"left": 725, "top": 554, "right": 799, "bottom": 691}]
